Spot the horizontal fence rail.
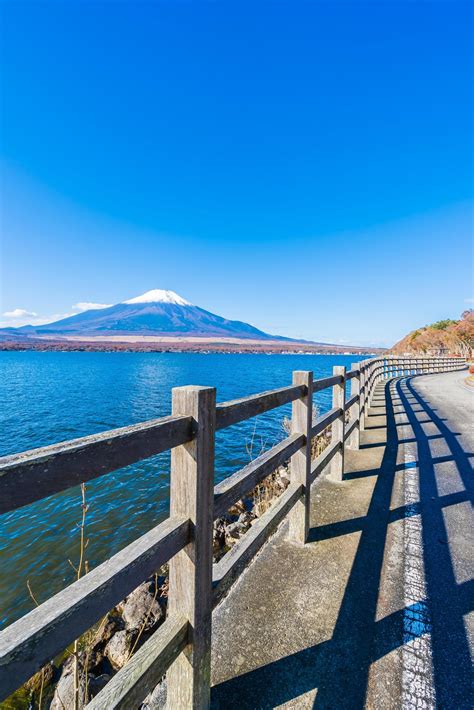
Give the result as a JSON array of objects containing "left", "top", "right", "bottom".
[
  {"left": 310, "top": 440, "right": 342, "bottom": 484},
  {"left": 215, "top": 384, "right": 306, "bottom": 430},
  {"left": 311, "top": 406, "right": 342, "bottom": 439},
  {"left": 213, "top": 433, "right": 304, "bottom": 519},
  {"left": 0, "top": 516, "right": 190, "bottom": 700},
  {"left": 86, "top": 614, "right": 189, "bottom": 710},
  {"left": 344, "top": 418, "right": 359, "bottom": 442},
  {"left": 0, "top": 415, "right": 194, "bottom": 515},
  {"left": 345, "top": 393, "right": 359, "bottom": 411},
  {"left": 0, "top": 355, "right": 465, "bottom": 707}
]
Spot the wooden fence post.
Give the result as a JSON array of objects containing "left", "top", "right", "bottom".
[
  {"left": 368, "top": 362, "right": 374, "bottom": 405},
  {"left": 167, "top": 386, "right": 216, "bottom": 709},
  {"left": 288, "top": 371, "right": 313, "bottom": 544},
  {"left": 329, "top": 366, "right": 345, "bottom": 482},
  {"left": 359, "top": 362, "right": 366, "bottom": 431},
  {"left": 347, "top": 363, "right": 360, "bottom": 450},
  {"left": 365, "top": 364, "right": 371, "bottom": 410}
]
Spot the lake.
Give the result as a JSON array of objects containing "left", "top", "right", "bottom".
[{"left": 0, "top": 351, "right": 368, "bottom": 627}]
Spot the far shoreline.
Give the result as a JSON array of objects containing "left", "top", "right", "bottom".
[{"left": 0, "top": 337, "right": 384, "bottom": 356}]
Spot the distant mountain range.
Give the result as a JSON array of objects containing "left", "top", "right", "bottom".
[{"left": 1, "top": 289, "right": 292, "bottom": 342}]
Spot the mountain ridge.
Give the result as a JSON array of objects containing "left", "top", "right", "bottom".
[
  {"left": 4, "top": 289, "right": 293, "bottom": 341},
  {"left": 0, "top": 289, "right": 386, "bottom": 352}
]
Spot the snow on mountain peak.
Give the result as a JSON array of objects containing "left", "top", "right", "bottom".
[{"left": 123, "top": 289, "right": 192, "bottom": 306}]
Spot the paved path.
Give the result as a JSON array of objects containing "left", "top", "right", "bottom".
[{"left": 210, "top": 371, "right": 473, "bottom": 709}]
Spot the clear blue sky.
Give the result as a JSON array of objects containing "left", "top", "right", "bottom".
[{"left": 1, "top": 1, "right": 472, "bottom": 346}]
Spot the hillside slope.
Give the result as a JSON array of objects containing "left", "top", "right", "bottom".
[{"left": 391, "top": 310, "right": 473, "bottom": 357}]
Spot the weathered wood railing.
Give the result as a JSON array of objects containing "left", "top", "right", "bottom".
[{"left": 0, "top": 355, "right": 465, "bottom": 707}]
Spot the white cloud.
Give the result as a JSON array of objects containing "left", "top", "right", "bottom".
[
  {"left": 3, "top": 308, "right": 38, "bottom": 318},
  {"left": 0, "top": 300, "right": 112, "bottom": 328},
  {"left": 464, "top": 297, "right": 474, "bottom": 304},
  {"left": 72, "top": 302, "right": 112, "bottom": 312}
]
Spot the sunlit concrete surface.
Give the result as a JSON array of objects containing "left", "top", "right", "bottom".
[{"left": 210, "top": 371, "right": 473, "bottom": 709}]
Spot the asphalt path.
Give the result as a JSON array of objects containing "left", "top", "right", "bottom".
[{"left": 397, "top": 371, "right": 473, "bottom": 709}]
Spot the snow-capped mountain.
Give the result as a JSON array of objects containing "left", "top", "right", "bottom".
[
  {"left": 123, "top": 289, "right": 191, "bottom": 307},
  {"left": 11, "top": 289, "right": 290, "bottom": 341}
]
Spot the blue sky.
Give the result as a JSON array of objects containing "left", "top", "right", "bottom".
[{"left": 1, "top": 1, "right": 472, "bottom": 346}]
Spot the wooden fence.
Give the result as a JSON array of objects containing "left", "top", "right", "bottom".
[{"left": 0, "top": 355, "right": 465, "bottom": 707}]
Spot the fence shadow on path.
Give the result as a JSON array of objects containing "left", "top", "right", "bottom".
[
  {"left": 211, "top": 376, "right": 473, "bottom": 709},
  {"left": 395, "top": 377, "right": 473, "bottom": 710}
]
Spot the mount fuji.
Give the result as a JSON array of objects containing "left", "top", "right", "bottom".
[{"left": 9, "top": 290, "right": 291, "bottom": 341}]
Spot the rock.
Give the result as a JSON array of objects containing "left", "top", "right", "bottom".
[
  {"left": 213, "top": 518, "right": 226, "bottom": 553},
  {"left": 85, "top": 644, "right": 105, "bottom": 672},
  {"left": 88, "top": 673, "right": 111, "bottom": 697},
  {"left": 93, "top": 614, "right": 123, "bottom": 645},
  {"left": 50, "top": 663, "right": 86, "bottom": 709},
  {"left": 85, "top": 614, "right": 124, "bottom": 669},
  {"left": 238, "top": 511, "right": 255, "bottom": 527},
  {"left": 225, "top": 521, "right": 244, "bottom": 537},
  {"left": 105, "top": 630, "right": 135, "bottom": 670},
  {"left": 224, "top": 521, "right": 247, "bottom": 546},
  {"left": 60, "top": 654, "right": 75, "bottom": 674},
  {"left": 141, "top": 678, "right": 167, "bottom": 709},
  {"left": 119, "top": 582, "right": 163, "bottom": 632},
  {"left": 276, "top": 478, "right": 287, "bottom": 492},
  {"left": 227, "top": 500, "right": 245, "bottom": 516}
]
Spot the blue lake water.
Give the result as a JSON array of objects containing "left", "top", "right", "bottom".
[{"left": 0, "top": 351, "right": 368, "bottom": 627}]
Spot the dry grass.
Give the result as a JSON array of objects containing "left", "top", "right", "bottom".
[{"left": 251, "top": 407, "right": 333, "bottom": 517}]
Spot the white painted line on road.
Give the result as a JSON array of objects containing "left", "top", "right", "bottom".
[{"left": 398, "top": 378, "right": 436, "bottom": 710}]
